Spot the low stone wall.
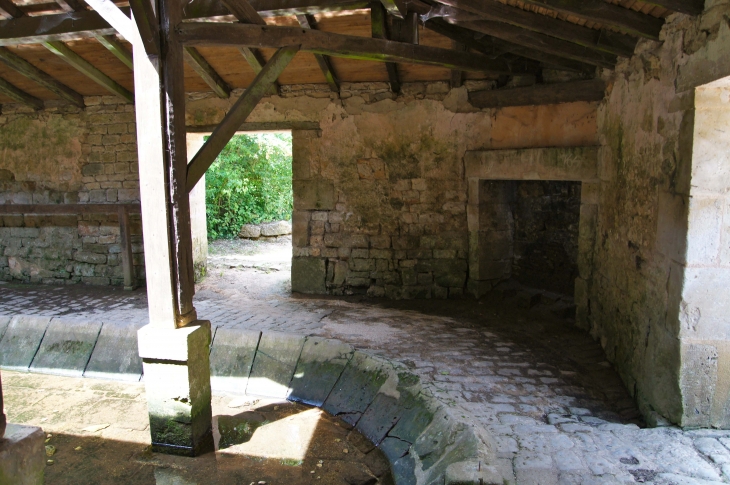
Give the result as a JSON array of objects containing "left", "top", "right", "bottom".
[{"left": 0, "top": 315, "right": 501, "bottom": 484}]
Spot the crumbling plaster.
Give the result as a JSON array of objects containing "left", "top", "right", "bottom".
[{"left": 584, "top": 0, "right": 730, "bottom": 428}]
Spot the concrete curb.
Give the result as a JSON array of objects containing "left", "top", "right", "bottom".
[{"left": 0, "top": 315, "right": 500, "bottom": 485}]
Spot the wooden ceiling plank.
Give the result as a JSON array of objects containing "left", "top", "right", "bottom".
[
  {"left": 425, "top": 18, "right": 592, "bottom": 73},
  {"left": 0, "top": 76, "right": 43, "bottom": 109},
  {"left": 468, "top": 78, "right": 606, "bottom": 108},
  {"left": 183, "top": 46, "right": 231, "bottom": 98},
  {"left": 297, "top": 13, "right": 340, "bottom": 92},
  {"left": 518, "top": 0, "right": 664, "bottom": 40},
  {"left": 433, "top": 0, "right": 637, "bottom": 57},
  {"left": 43, "top": 40, "right": 133, "bottom": 102},
  {"left": 237, "top": 47, "right": 280, "bottom": 94},
  {"left": 94, "top": 34, "right": 133, "bottom": 69},
  {"left": 371, "top": 2, "right": 400, "bottom": 92},
  {"left": 178, "top": 21, "right": 517, "bottom": 74},
  {"left": 128, "top": 0, "right": 159, "bottom": 56},
  {"left": 187, "top": 45, "right": 299, "bottom": 193},
  {"left": 639, "top": 0, "right": 704, "bottom": 16},
  {"left": 456, "top": 19, "right": 617, "bottom": 68},
  {"left": 0, "top": 0, "right": 25, "bottom": 19},
  {"left": 0, "top": 46, "right": 84, "bottom": 107}
]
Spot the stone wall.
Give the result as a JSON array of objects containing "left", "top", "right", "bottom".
[
  {"left": 583, "top": 1, "right": 730, "bottom": 427},
  {"left": 186, "top": 82, "right": 599, "bottom": 299}
]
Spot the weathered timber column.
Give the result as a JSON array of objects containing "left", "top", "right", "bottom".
[
  {"left": 131, "top": 0, "right": 212, "bottom": 456},
  {"left": 1, "top": 371, "right": 6, "bottom": 439}
]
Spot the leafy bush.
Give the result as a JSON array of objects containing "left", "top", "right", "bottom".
[{"left": 205, "top": 133, "right": 293, "bottom": 239}]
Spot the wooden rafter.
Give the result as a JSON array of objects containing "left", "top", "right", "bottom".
[
  {"left": 128, "top": 0, "right": 159, "bottom": 56},
  {"left": 433, "top": 0, "right": 636, "bottom": 58},
  {"left": 518, "top": 0, "right": 663, "bottom": 40},
  {"left": 297, "top": 14, "right": 339, "bottom": 93},
  {"left": 371, "top": 1, "right": 400, "bottom": 93},
  {"left": 0, "top": 46, "right": 84, "bottom": 107},
  {"left": 468, "top": 79, "right": 606, "bottom": 108},
  {"left": 187, "top": 45, "right": 300, "bottom": 192},
  {"left": 238, "top": 47, "right": 279, "bottom": 95},
  {"left": 0, "top": 76, "right": 43, "bottom": 109},
  {"left": 43, "top": 40, "right": 133, "bottom": 102},
  {"left": 455, "top": 19, "right": 617, "bottom": 68},
  {"left": 0, "top": 0, "right": 24, "bottom": 19},
  {"left": 183, "top": 46, "right": 231, "bottom": 98},
  {"left": 639, "top": 0, "right": 704, "bottom": 16},
  {"left": 94, "top": 34, "right": 133, "bottom": 69},
  {"left": 186, "top": 0, "right": 371, "bottom": 20},
  {"left": 177, "top": 21, "right": 515, "bottom": 74}
]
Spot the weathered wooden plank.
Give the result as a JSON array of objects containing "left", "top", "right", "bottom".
[
  {"left": 187, "top": 121, "right": 320, "bottom": 132},
  {"left": 519, "top": 0, "right": 664, "bottom": 40},
  {"left": 84, "top": 0, "right": 138, "bottom": 41},
  {"left": 0, "top": 76, "right": 43, "bottom": 109},
  {"left": 370, "top": 1, "right": 399, "bottom": 93},
  {"left": 0, "top": 46, "right": 85, "bottom": 107},
  {"left": 187, "top": 45, "right": 299, "bottom": 193},
  {"left": 433, "top": 0, "right": 637, "bottom": 58},
  {"left": 379, "top": 0, "right": 406, "bottom": 19},
  {"left": 297, "top": 14, "right": 339, "bottom": 92},
  {"left": 455, "top": 19, "right": 617, "bottom": 68},
  {"left": 128, "top": 0, "right": 159, "bottom": 56},
  {"left": 43, "top": 40, "right": 134, "bottom": 102},
  {"left": 0, "top": 0, "right": 25, "bottom": 19},
  {"left": 221, "top": 0, "right": 266, "bottom": 24},
  {"left": 118, "top": 205, "right": 137, "bottom": 290},
  {"left": 183, "top": 46, "right": 231, "bottom": 98},
  {"left": 179, "top": 21, "right": 512, "bottom": 73},
  {"left": 0, "top": 204, "right": 141, "bottom": 214},
  {"left": 94, "top": 34, "right": 133, "bottom": 68},
  {"left": 468, "top": 79, "right": 606, "bottom": 108},
  {"left": 639, "top": 0, "right": 704, "bottom": 15},
  {"left": 390, "top": 10, "right": 419, "bottom": 44}
]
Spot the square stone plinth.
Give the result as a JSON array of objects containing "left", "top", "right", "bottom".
[
  {"left": 0, "top": 424, "right": 45, "bottom": 485},
  {"left": 138, "top": 322, "right": 213, "bottom": 457}
]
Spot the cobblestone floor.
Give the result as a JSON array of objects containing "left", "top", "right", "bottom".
[{"left": 2, "top": 243, "right": 730, "bottom": 484}]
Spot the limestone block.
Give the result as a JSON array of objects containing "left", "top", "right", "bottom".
[
  {"left": 680, "top": 267, "right": 730, "bottom": 340},
  {"left": 445, "top": 461, "right": 502, "bottom": 485},
  {"left": 84, "top": 323, "right": 143, "bottom": 381},
  {"left": 30, "top": 318, "right": 102, "bottom": 377},
  {"left": 238, "top": 224, "right": 261, "bottom": 239},
  {"left": 322, "top": 351, "right": 391, "bottom": 426},
  {"left": 210, "top": 328, "right": 260, "bottom": 394},
  {"left": 260, "top": 220, "right": 292, "bottom": 237},
  {"left": 0, "top": 316, "right": 52, "bottom": 371},
  {"left": 138, "top": 322, "right": 213, "bottom": 456},
  {"left": 293, "top": 180, "right": 335, "bottom": 210},
  {"left": 291, "top": 257, "right": 326, "bottom": 294},
  {"left": 0, "top": 424, "right": 45, "bottom": 485},
  {"left": 291, "top": 211, "right": 310, "bottom": 248},
  {"left": 685, "top": 196, "right": 723, "bottom": 265},
  {"left": 465, "top": 146, "right": 599, "bottom": 182},
  {"left": 432, "top": 259, "right": 468, "bottom": 288},
  {"left": 288, "top": 337, "right": 354, "bottom": 406},
  {"left": 246, "top": 331, "right": 305, "bottom": 398},
  {"left": 680, "top": 342, "right": 718, "bottom": 428}
]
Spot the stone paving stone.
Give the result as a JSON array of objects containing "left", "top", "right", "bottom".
[
  {"left": 210, "top": 327, "right": 260, "bottom": 395},
  {"left": 0, "top": 316, "right": 52, "bottom": 371},
  {"left": 30, "top": 318, "right": 102, "bottom": 377},
  {"left": 288, "top": 336, "right": 353, "bottom": 407},
  {"left": 84, "top": 323, "right": 143, "bottom": 381},
  {"left": 246, "top": 331, "right": 305, "bottom": 398}
]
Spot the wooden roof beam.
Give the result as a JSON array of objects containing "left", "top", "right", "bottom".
[
  {"left": 43, "top": 40, "right": 133, "bottom": 102},
  {"left": 297, "top": 14, "right": 340, "bottom": 93},
  {"left": 0, "top": 10, "right": 119, "bottom": 46},
  {"left": 468, "top": 79, "right": 606, "bottom": 108},
  {"left": 0, "top": 76, "right": 43, "bottom": 109},
  {"left": 55, "top": 0, "right": 87, "bottom": 12},
  {"left": 0, "top": 46, "right": 84, "bottom": 107},
  {"left": 128, "top": 0, "right": 159, "bottom": 56},
  {"left": 187, "top": 45, "right": 299, "bottom": 193},
  {"left": 518, "top": 0, "right": 664, "bottom": 40},
  {"left": 640, "top": 0, "right": 704, "bottom": 16},
  {"left": 177, "top": 21, "right": 515, "bottom": 73},
  {"left": 371, "top": 2, "right": 400, "bottom": 93},
  {"left": 0, "top": 0, "right": 25, "bottom": 19},
  {"left": 431, "top": 0, "right": 636, "bottom": 58},
  {"left": 183, "top": 46, "right": 231, "bottom": 98}
]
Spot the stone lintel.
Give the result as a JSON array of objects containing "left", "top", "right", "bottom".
[
  {"left": 464, "top": 146, "right": 599, "bottom": 182},
  {"left": 137, "top": 322, "right": 213, "bottom": 457}
]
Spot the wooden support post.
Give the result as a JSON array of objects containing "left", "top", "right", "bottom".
[
  {"left": 186, "top": 45, "right": 299, "bottom": 192},
  {"left": 118, "top": 205, "right": 136, "bottom": 290},
  {"left": 0, "top": 371, "right": 5, "bottom": 439}
]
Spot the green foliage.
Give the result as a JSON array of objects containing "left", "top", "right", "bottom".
[{"left": 205, "top": 133, "right": 292, "bottom": 239}]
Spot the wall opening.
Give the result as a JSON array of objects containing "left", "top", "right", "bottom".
[{"left": 478, "top": 180, "right": 582, "bottom": 296}]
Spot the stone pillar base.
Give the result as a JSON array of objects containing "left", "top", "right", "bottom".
[
  {"left": 138, "top": 322, "right": 213, "bottom": 457},
  {"left": 0, "top": 424, "right": 45, "bottom": 485}
]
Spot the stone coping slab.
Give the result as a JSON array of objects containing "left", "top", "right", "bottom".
[
  {"left": 0, "top": 316, "right": 51, "bottom": 372},
  {"left": 0, "top": 316, "right": 499, "bottom": 485},
  {"left": 29, "top": 318, "right": 102, "bottom": 377}
]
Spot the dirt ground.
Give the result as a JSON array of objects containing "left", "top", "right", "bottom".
[{"left": 3, "top": 370, "right": 392, "bottom": 485}]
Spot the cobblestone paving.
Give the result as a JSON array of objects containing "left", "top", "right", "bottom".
[{"left": 2, "top": 277, "right": 730, "bottom": 484}]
